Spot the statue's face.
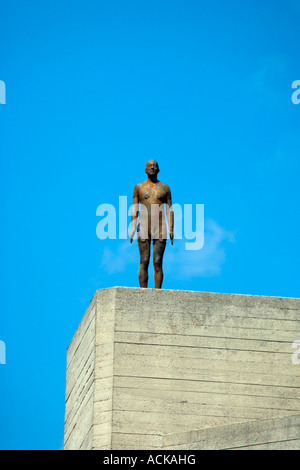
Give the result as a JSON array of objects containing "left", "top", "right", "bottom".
[{"left": 145, "top": 160, "right": 159, "bottom": 176}]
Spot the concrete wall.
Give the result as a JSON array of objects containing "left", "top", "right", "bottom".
[
  {"left": 64, "top": 287, "right": 300, "bottom": 450},
  {"left": 162, "top": 414, "right": 300, "bottom": 450}
]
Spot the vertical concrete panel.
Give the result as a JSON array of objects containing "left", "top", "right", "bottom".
[{"left": 64, "top": 298, "right": 96, "bottom": 449}]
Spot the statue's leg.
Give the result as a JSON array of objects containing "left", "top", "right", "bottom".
[
  {"left": 137, "top": 239, "right": 150, "bottom": 288},
  {"left": 153, "top": 239, "right": 166, "bottom": 289}
]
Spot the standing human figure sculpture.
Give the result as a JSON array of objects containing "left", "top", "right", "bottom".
[{"left": 130, "top": 160, "right": 174, "bottom": 288}]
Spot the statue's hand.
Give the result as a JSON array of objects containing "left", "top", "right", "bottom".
[
  {"left": 169, "top": 231, "right": 174, "bottom": 245},
  {"left": 130, "top": 228, "right": 135, "bottom": 243}
]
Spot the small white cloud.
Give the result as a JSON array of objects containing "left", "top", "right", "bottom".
[{"left": 164, "top": 219, "right": 235, "bottom": 279}]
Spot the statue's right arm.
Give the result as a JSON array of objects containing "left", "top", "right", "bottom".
[{"left": 130, "top": 184, "right": 140, "bottom": 242}]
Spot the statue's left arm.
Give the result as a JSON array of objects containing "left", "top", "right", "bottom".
[{"left": 166, "top": 188, "right": 174, "bottom": 245}]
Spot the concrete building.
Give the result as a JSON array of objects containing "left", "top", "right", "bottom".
[{"left": 64, "top": 287, "right": 300, "bottom": 450}]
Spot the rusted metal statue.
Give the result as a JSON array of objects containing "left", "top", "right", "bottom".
[{"left": 130, "top": 160, "right": 174, "bottom": 288}]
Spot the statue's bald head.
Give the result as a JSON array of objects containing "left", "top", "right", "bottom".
[{"left": 145, "top": 160, "right": 160, "bottom": 176}]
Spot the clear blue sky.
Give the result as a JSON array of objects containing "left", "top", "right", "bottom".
[{"left": 0, "top": 0, "right": 299, "bottom": 450}]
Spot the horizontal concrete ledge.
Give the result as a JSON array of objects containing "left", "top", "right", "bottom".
[{"left": 97, "top": 286, "right": 300, "bottom": 301}]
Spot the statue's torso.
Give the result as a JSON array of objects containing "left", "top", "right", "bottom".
[
  {"left": 138, "top": 181, "right": 168, "bottom": 207},
  {"left": 136, "top": 181, "right": 169, "bottom": 240}
]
